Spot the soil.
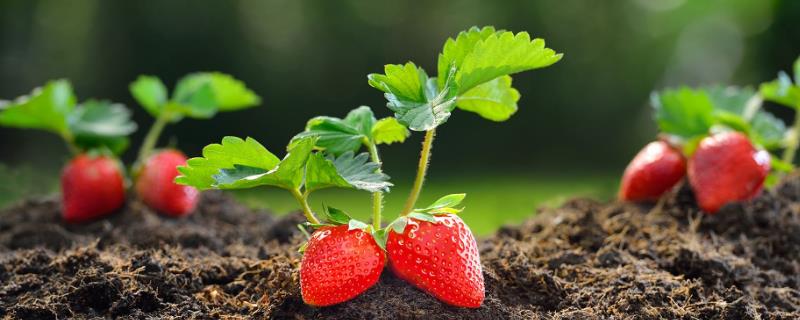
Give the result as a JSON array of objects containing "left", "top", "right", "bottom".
[{"left": 1, "top": 176, "right": 799, "bottom": 319}]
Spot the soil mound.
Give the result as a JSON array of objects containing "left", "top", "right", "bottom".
[{"left": 1, "top": 178, "right": 799, "bottom": 319}]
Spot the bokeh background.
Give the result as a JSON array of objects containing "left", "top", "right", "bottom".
[{"left": 1, "top": 0, "right": 798, "bottom": 234}]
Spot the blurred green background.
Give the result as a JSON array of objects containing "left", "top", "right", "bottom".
[{"left": 1, "top": 0, "right": 798, "bottom": 234}]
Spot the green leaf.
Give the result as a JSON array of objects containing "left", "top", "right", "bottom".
[
  {"left": 368, "top": 63, "right": 428, "bottom": 103},
  {"left": 388, "top": 216, "right": 408, "bottom": 234},
  {"left": 174, "top": 72, "right": 261, "bottom": 111},
  {"left": 149, "top": 72, "right": 261, "bottom": 121},
  {"left": 712, "top": 112, "right": 751, "bottom": 135},
  {"left": 751, "top": 111, "right": 787, "bottom": 150},
  {"left": 437, "top": 26, "right": 499, "bottom": 89},
  {"left": 438, "top": 26, "right": 563, "bottom": 93},
  {"left": 0, "top": 80, "right": 76, "bottom": 136},
  {"left": 652, "top": 88, "right": 715, "bottom": 139},
  {"left": 372, "top": 117, "right": 409, "bottom": 145},
  {"left": 68, "top": 100, "right": 137, "bottom": 154},
  {"left": 305, "top": 151, "right": 391, "bottom": 192},
  {"left": 129, "top": 75, "right": 168, "bottom": 118},
  {"left": 175, "top": 136, "right": 281, "bottom": 189},
  {"left": 369, "top": 63, "right": 457, "bottom": 131},
  {"left": 203, "top": 72, "right": 262, "bottom": 111},
  {"left": 212, "top": 136, "right": 317, "bottom": 190},
  {"left": 425, "top": 193, "right": 466, "bottom": 210},
  {"left": 293, "top": 106, "right": 376, "bottom": 155},
  {"left": 760, "top": 72, "right": 800, "bottom": 109},
  {"left": 325, "top": 206, "right": 352, "bottom": 225},
  {"left": 348, "top": 219, "right": 370, "bottom": 231},
  {"left": 702, "top": 86, "right": 785, "bottom": 150},
  {"left": 413, "top": 193, "right": 466, "bottom": 215},
  {"left": 407, "top": 212, "right": 437, "bottom": 223},
  {"left": 706, "top": 85, "right": 755, "bottom": 115},
  {"left": 456, "top": 75, "right": 520, "bottom": 121},
  {"left": 170, "top": 78, "right": 217, "bottom": 119}
]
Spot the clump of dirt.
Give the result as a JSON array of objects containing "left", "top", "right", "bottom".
[{"left": 1, "top": 176, "right": 799, "bottom": 319}]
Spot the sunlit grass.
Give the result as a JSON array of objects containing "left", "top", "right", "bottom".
[
  {"left": 0, "top": 165, "right": 618, "bottom": 236},
  {"left": 232, "top": 172, "right": 617, "bottom": 235}
]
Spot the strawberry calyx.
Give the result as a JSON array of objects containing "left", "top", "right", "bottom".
[
  {"left": 375, "top": 193, "right": 466, "bottom": 250},
  {"left": 298, "top": 205, "right": 374, "bottom": 253}
]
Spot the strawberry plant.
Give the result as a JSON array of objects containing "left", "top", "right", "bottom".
[
  {"left": 0, "top": 80, "right": 137, "bottom": 222},
  {"left": 175, "top": 26, "right": 562, "bottom": 307},
  {"left": 129, "top": 72, "right": 260, "bottom": 216},
  {"left": 620, "top": 57, "right": 800, "bottom": 213}
]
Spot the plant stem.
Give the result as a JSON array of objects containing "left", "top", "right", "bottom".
[
  {"left": 783, "top": 104, "right": 800, "bottom": 165},
  {"left": 366, "top": 141, "right": 384, "bottom": 228},
  {"left": 401, "top": 129, "right": 435, "bottom": 216},
  {"left": 61, "top": 131, "right": 80, "bottom": 156},
  {"left": 290, "top": 188, "right": 320, "bottom": 224},
  {"left": 136, "top": 112, "right": 170, "bottom": 165},
  {"left": 742, "top": 95, "right": 762, "bottom": 122}
]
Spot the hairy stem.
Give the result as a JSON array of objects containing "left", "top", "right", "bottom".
[
  {"left": 401, "top": 129, "right": 435, "bottom": 216},
  {"left": 366, "top": 141, "right": 384, "bottom": 228},
  {"left": 783, "top": 105, "right": 800, "bottom": 165},
  {"left": 290, "top": 188, "right": 320, "bottom": 224},
  {"left": 136, "top": 112, "right": 170, "bottom": 165}
]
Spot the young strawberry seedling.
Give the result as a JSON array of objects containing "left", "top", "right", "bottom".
[
  {"left": 176, "top": 26, "right": 562, "bottom": 308},
  {"left": 0, "top": 80, "right": 137, "bottom": 222},
  {"left": 129, "top": 72, "right": 260, "bottom": 216},
  {"left": 620, "top": 83, "right": 793, "bottom": 213}
]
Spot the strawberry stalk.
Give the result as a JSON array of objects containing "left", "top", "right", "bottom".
[
  {"left": 290, "top": 188, "right": 321, "bottom": 224},
  {"left": 783, "top": 102, "right": 800, "bottom": 165},
  {"left": 400, "top": 128, "right": 435, "bottom": 216},
  {"left": 136, "top": 110, "right": 170, "bottom": 166},
  {"left": 365, "top": 140, "right": 385, "bottom": 228},
  {"left": 60, "top": 130, "right": 80, "bottom": 156}
]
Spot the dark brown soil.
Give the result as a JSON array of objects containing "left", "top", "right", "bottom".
[{"left": 1, "top": 176, "right": 799, "bottom": 319}]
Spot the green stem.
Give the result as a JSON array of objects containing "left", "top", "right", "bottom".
[
  {"left": 366, "top": 140, "right": 384, "bottom": 228},
  {"left": 783, "top": 105, "right": 800, "bottom": 165},
  {"left": 61, "top": 131, "right": 80, "bottom": 156},
  {"left": 136, "top": 112, "right": 170, "bottom": 165},
  {"left": 401, "top": 129, "right": 435, "bottom": 216},
  {"left": 290, "top": 188, "right": 320, "bottom": 224}
]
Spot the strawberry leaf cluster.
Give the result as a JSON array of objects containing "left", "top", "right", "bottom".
[
  {"left": 621, "top": 55, "right": 800, "bottom": 213},
  {"left": 0, "top": 72, "right": 261, "bottom": 222},
  {"left": 0, "top": 80, "right": 137, "bottom": 154}
]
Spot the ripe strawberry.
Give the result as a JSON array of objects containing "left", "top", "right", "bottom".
[
  {"left": 386, "top": 214, "right": 484, "bottom": 308},
  {"left": 135, "top": 149, "right": 199, "bottom": 217},
  {"left": 61, "top": 154, "right": 126, "bottom": 223},
  {"left": 688, "top": 131, "right": 770, "bottom": 214},
  {"left": 300, "top": 225, "right": 386, "bottom": 306},
  {"left": 619, "top": 141, "right": 686, "bottom": 202}
]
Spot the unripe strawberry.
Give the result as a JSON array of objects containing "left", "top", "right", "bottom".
[
  {"left": 135, "top": 149, "right": 199, "bottom": 217},
  {"left": 300, "top": 225, "right": 386, "bottom": 306},
  {"left": 688, "top": 131, "right": 770, "bottom": 214},
  {"left": 61, "top": 154, "right": 126, "bottom": 223},
  {"left": 619, "top": 141, "right": 686, "bottom": 202},
  {"left": 386, "top": 214, "right": 484, "bottom": 308}
]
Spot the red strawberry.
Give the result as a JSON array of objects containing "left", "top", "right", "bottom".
[
  {"left": 61, "top": 154, "right": 126, "bottom": 223},
  {"left": 300, "top": 225, "right": 386, "bottom": 306},
  {"left": 688, "top": 131, "right": 770, "bottom": 214},
  {"left": 135, "top": 149, "right": 199, "bottom": 217},
  {"left": 619, "top": 141, "right": 686, "bottom": 202},
  {"left": 386, "top": 214, "right": 484, "bottom": 308}
]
